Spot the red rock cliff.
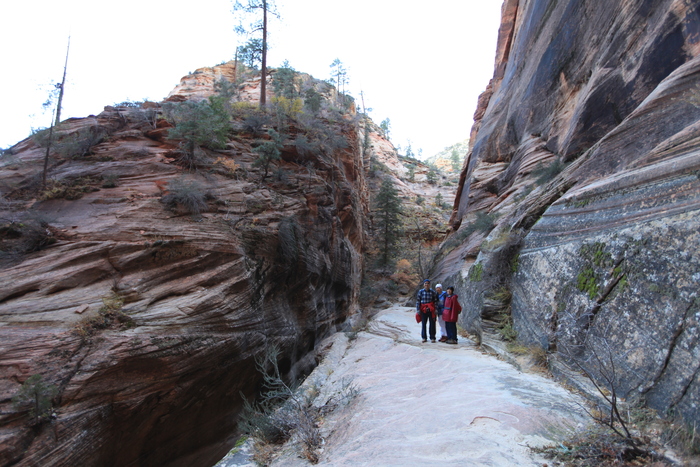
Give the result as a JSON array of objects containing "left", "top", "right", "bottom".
[{"left": 0, "top": 69, "right": 371, "bottom": 466}]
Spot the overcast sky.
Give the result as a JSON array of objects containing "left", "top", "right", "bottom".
[{"left": 0, "top": 0, "right": 503, "bottom": 158}]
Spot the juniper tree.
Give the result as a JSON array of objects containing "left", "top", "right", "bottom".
[{"left": 374, "top": 178, "right": 403, "bottom": 266}]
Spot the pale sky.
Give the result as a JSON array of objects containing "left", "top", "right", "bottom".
[{"left": 0, "top": 0, "right": 503, "bottom": 158}]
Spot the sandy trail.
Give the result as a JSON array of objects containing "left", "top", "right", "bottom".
[{"left": 220, "top": 304, "right": 589, "bottom": 466}]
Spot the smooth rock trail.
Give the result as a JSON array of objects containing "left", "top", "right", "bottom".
[{"left": 221, "top": 304, "right": 590, "bottom": 466}]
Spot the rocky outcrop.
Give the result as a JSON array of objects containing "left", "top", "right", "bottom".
[
  {"left": 166, "top": 62, "right": 276, "bottom": 104},
  {"left": 0, "top": 72, "right": 370, "bottom": 465},
  {"left": 439, "top": 0, "right": 700, "bottom": 427}
]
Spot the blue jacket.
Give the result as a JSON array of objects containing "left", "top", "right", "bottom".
[{"left": 436, "top": 291, "right": 447, "bottom": 315}]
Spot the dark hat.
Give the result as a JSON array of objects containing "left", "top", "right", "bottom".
[{"left": 423, "top": 279, "right": 431, "bottom": 283}]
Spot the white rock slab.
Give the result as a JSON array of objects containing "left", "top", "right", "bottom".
[{"left": 273, "top": 304, "right": 590, "bottom": 466}]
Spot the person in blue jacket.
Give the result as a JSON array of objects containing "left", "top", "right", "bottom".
[{"left": 435, "top": 284, "right": 448, "bottom": 342}]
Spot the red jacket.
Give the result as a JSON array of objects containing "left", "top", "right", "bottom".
[
  {"left": 442, "top": 294, "right": 462, "bottom": 322},
  {"left": 420, "top": 302, "right": 436, "bottom": 318}
]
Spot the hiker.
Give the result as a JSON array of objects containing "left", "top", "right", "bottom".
[
  {"left": 416, "top": 279, "right": 438, "bottom": 343},
  {"left": 442, "top": 286, "right": 462, "bottom": 344},
  {"left": 435, "top": 284, "right": 448, "bottom": 342}
]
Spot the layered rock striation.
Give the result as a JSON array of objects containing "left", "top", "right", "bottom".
[
  {"left": 0, "top": 70, "right": 372, "bottom": 465},
  {"left": 439, "top": 0, "right": 700, "bottom": 426}
]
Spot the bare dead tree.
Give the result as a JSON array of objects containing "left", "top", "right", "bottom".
[
  {"left": 54, "top": 36, "right": 70, "bottom": 126},
  {"left": 559, "top": 318, "right": 639, "bottom": 441}
]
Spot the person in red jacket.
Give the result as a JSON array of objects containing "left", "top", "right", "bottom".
[{"left": 442, "top": 286, "right": 462, "bottom": 344}]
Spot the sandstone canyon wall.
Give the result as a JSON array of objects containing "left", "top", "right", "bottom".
[
  {"left": 439, "top": 0, "right": 700, "bottom": 426},
  {"left": 0, "top": 65, "right": 372, "bottom": 466}
]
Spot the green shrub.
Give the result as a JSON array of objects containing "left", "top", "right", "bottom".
[
  {"left": 435, "top": 193, "right": 444, "bottom": 207},
  {"left": 497, "top": 319, "right": 517, "bottom": 341}
]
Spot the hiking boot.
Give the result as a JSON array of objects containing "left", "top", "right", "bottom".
[
  {"left": 446, "top": 339, "right": 457, "bottom": 344},
  {"left": 430, "top": 339, "right": 436, "bottom": 343},
  {"left": 422, "top": 339, "right": 427, "bottom": 343},
  {"left": 439, "top": 336, "right": 448, "bottom": 342}
]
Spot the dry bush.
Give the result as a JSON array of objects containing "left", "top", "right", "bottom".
[
  {"left": 73, "top": 293, "right": 134, "bottom": 341},
  {"left": 39, "top": 176, "right": 101, "bottom": 201},
  {"left": 214, "top": 157, "right": 240, "bottom": 176},
  {"left": 507, "top": 343, "right": 550, "bottom": 370},
  {"left": 389, "top": 271, "right": 413, "bottom": 288},
  {"left": 239, "top": 346, "right": 323, "bottom": 464},
  {"left": 395, "top": 259, "right": 412, "bottom": 273},
  {"left": 161, "top": 177, "right": 209, "bottom": 217},
  {"left": 533, "top": 425, "right": 667, "bottom": 466}
]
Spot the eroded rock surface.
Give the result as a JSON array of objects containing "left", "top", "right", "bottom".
[{"left": 438, "top": 0, "right": 700, "bottom": 427}]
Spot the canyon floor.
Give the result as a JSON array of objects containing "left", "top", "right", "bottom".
[{"left": 217, "top": 304, "right": 591, "bottom": 466}]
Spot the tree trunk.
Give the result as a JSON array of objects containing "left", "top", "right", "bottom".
[
  {"left": 42, "top": 111, "right": 55, "bottom": 189},
  {"left": 260, "top": 0, "right": 267, "bottom": 106},
  {"left": 234, "top": 46, "right": 239, "bottom": 83},
  {"left": 55, "top": 36, "right": 70, "bottom": 126}
]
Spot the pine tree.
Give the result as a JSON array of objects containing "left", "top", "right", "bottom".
[
  {"left": 234, "top": 0, "right": 278, "bottom": 106},
  {"left": 379, "top": 118, "right": 391, "bottom": 140},
  {"left": 237, "top": 38, "right": 263, "bottom": 68},
  {"left": 329, "top": 58, "right": 348, "bottom": 104},
  {"left": 374, "top": 178, "right": 403, "bottom": 266}
]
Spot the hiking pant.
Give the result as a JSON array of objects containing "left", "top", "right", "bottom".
[
  {"left": 420, "top": 311, "right": 436, "bottom": 340},
  {"left": 446, "top": 321, "right": 458, "bottom": 341},
  {"left": 437, "top": 313, "right": 447, "bottom": 337}
]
